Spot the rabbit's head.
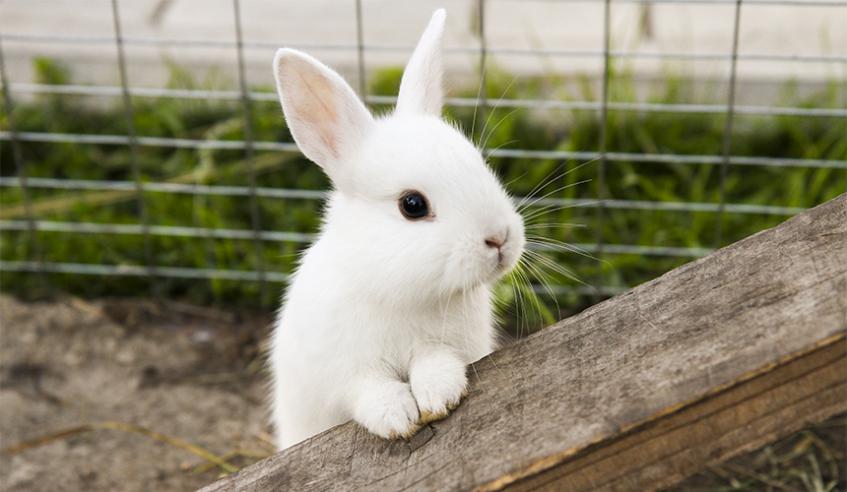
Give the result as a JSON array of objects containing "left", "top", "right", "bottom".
[{"left": 274, "top": 9, "right": 524, "bottom": 305}]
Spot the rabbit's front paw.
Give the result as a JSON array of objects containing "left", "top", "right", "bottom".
[
  {"left": 410, "top": 351, "right": 467, "bottom": 424},
  {"left": 353, "top": 380, "right": 421, "bottom": 440}
]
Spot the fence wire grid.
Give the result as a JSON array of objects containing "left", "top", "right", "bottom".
[{"left": 0, "top": 0, "right": 846, "bottom": 306}]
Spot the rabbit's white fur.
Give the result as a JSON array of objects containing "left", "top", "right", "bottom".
[{"left": 270, "top": 9, "right": 525, "bottom": 449}]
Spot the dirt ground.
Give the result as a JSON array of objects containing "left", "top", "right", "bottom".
[
  {"left": 1, "top": 294, "right": 844, "bottom": 491},
  {"left": 0, "top": 294, "right": 273, "bottom": 491}
]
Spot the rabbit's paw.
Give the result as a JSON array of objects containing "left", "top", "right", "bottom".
[
  {"left": 410, "top": 351, "right": 467, "bottom": 424},
  {"left": 353, "top": 380, "right": 421, "bottom": 440}
]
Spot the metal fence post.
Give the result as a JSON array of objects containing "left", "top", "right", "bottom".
[
  {"left": 355, "top": 0, "right": 367, "bottom": 99},
  {"left": 233, "top": 0, "right": 267, "bottom": 296},
  {"left": 594, "top": 0, "right": 612, "bottom": 299},
  {"left": 0, "top": 36, "right": 45, "bottom": 290},
  {"left": 716, "top": 0, "right": 743, "bottom": 247},
  {"left": 111, "top": 0, "right": 156, "bottom": 290},
  {"left": 478, "top": 0, "right": 488, "bottom": 140}
]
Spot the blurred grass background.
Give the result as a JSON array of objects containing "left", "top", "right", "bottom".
[{"left": 1, "top": 57, "right": 845, "bottom": 334}]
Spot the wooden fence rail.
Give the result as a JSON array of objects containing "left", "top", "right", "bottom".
[{"left": 202, "top": 193, "right": 846, "bottom": 491}]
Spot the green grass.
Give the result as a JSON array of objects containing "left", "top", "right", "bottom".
[{"left": 1, "top": 58, "right": 845, "bottom": 333}]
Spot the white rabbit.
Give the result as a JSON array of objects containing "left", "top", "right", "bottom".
[{"left": 269, "top": 9, "right": 525, "bottom": 449}]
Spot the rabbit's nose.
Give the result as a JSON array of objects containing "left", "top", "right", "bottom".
[
  {"left": 485, "top": 237, "right": 503, "bottom": 249},
  {"left": 484, "top": 230, "right": 508, "bottom": 250}
]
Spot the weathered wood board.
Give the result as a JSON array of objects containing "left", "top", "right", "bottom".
[{"left": 201, "top": 193, "right": 847, "bottom": 492}]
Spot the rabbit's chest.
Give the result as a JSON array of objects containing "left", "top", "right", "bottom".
[{"left": 368, "top": 304, "right": 492, "bottom": 364}]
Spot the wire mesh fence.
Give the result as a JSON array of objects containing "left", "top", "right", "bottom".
[{"left": 0, "top": 0, "right": 845, "bottom": 314}]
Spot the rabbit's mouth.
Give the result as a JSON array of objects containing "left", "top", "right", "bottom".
[{"left": 491, "top": 247, "right": 520, "bottom": 278}]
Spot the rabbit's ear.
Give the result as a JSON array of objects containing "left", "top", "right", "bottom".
[
  {"left": 395, "top": 9, "right": 446, "bottom": 116},
  {"left": 274, "top": 48, "right": 374, "bottom": 175}
]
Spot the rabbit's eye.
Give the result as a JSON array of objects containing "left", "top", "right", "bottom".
[{"left": 399, "top": 191, "right": 430, "bottom": 220}]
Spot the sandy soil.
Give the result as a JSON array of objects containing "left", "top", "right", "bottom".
[{"left": 0, "top": 294, "right": 273, "bottom": 491}]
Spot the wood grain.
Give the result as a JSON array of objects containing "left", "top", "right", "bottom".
[{"left": 201, "top": 193, "right": 847, "bottom": 492}]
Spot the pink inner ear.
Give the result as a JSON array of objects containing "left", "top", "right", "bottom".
[
  {"left": 275, "top": 48, "right": 374, "bottom": 172},
  {"left": 283, "top": 63, "right": 343, "bottom": 161}
]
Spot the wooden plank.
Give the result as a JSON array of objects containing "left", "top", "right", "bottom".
[
  {"left": 497, "top": 335, "right": 845, "bottom": 491},
  {"left": 201, "top": 193, "right": 847, "bottom": 492}
]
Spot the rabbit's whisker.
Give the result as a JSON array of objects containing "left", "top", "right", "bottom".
[
  {"left": 523, "top": 264, "right": 551, "bottom": 332},
  {"left": 521, "top": 201, "right": 598, "bottom": 222},
  {"left": 479, "top": 108, "right": 521, "bottom": 154},
  {"left": 522, "top": 257, "right": 559, "bottom": 316},
  {"left": 517, "top": 179, "right": 593, "bottom": 213},
  {"left": 524, "top": 222, "right": 586, "bottom": 230},
  {"left": 516, "top": 270, "right": 534, "bottom": 339},
  {"left": 486, "top": 139, "right": 519, "bottom": 159},
  {"left": 524, "top": 249, "right": 589, "bottom": 286},
  {"left": 469, "top": 64, "right": 487, "bottom": 142},
  {"left": 503, "top": 168, "right": 531, "bottom": 189},
  {"left": 515, "top": 162, "right": 571, "bottom": 210},
  {"left": 509, "top": 262, "right": 529, "bottom": 338},
  {"left": 513, "top": 260, "right": 544, "bottom": 338},
  {"left": 515, "top": 157, "right": 598, "bottom": 211},
  {"left": 526, "top": 237, "right": 607, "bottom": 264},
  {"left": 477, "top": 75, "right": 517, "bottom": 148},
  {"left": 527, "top": 239, "right": 597, "bottom": 262}
]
